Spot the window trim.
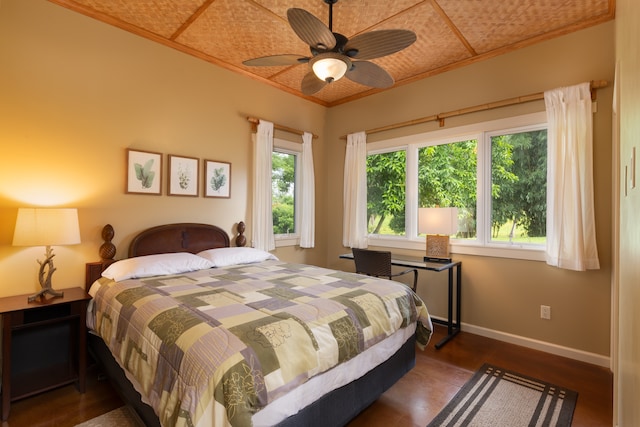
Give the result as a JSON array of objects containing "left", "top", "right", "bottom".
[
  {"left": 365, "top": 111, "right": 548, "bottom": 261},
  {"left": 273, "top": 138, "right": 301, "bottom": 247}
]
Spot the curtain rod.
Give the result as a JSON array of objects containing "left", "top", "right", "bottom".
[
  {"left": 247, "top": 117, "right": 318, "bottom": 139},
  {"left": 340, "top": 80, "right": 608, "bottom": 140}
]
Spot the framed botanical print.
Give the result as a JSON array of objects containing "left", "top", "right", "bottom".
[
  {"left": 204, "top": 159, "right": 231, "bottom": 198},
  {"left": 126, "top": 149, "right": 162, "bottom": 195},
  {"left": 168, "top": 154, "right": 199, "bottom": 197}
]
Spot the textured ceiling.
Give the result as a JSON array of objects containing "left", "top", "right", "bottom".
[{"left": 48, "top": 0, "right": 615, "bottom": 107}]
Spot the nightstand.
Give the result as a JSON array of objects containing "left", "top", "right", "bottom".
[{"left": 0, "top": 287, "right": 91, "bottom": 421}]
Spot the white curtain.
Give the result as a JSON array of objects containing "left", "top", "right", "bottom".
[
  {"left": 252, "top": 120, "right": 275, "bottom": 251},
  {"left": 343, "top": 131, "right": 368, "bottom": 248},
  {"left": 544, "top": 82, "right": 600, "bottom": 271},
  {"left": 300, "top": 131, "right": 315, "bottom": 248}
]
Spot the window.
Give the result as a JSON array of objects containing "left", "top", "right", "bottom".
[
  {"left": 365, "top": 112, "right": 547, "bottom": 260},
  {"left": 272, "top": 138, "right": 301, "bottom": 242},
  {"left": 367, "top": 150, "right": 406, "bottom": 236},
  {"left": 489, "top": 129, "right": 547, "bottom": 245},
  {"left": 418, "top": 139, "right": 478, "bottom": 239}
]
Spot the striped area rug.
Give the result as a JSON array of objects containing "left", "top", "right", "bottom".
[
  {"left": 74, "top": 406, "right": 143, "bottom": 427},
  {"left": 427, "top": 363, "right": 578, "bottom": 427}
]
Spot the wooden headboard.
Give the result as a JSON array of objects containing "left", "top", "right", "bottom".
[
  {"left": 85, "top": 221, "right": 246, "bottom": 290},
  {"left": 129, "top": 223, "right": 230, "bottom": 257}
]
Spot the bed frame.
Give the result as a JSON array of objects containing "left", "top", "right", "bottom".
[{"left": 85, "top": 222, "right": 416, "bottom": 427}]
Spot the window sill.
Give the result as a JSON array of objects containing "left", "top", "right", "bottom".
[
  {"left": 275, "top": 236, "right": 299, "bottom": 248},
  {"left": 365, "top": 236, "right": 546, "bottom": 262},
  {"left": 453, "top": 242, "right": 545, "bottom": 262}
]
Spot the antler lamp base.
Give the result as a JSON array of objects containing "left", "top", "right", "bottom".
[{"left": 28, "top": 246, "right": 65, "bottom": 303}]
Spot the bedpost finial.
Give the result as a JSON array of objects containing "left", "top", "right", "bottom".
[
  {"left": 235, "top": 221, "right": 246, "bottom": 247},
  {"left": 99, "top": 224, "right": 116, "bottom": 260}
]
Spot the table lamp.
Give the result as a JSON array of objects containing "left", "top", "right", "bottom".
[
  {"left": 12, "top": 208, "right": 81, "bottom": 302},
  {"left": 418, "top": 207, "right": 458, "bottom": 262}
]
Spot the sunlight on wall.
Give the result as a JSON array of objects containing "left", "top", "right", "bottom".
[
  {"left": 0, "top": 139, "right": 94, "bottom": 296},
  {"left": 1, "top": 182, "right": 86, "bottom": 206},
  {"left": 0, "top": 139, "right": 98, "bottom": 205}
]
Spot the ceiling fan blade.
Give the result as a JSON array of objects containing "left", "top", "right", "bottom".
[
  {"left": 345, "top": 61, "right": 394, "bottom": 88},
  {"left": 287, "top": 8, "right": 336, "bottom": 51},
  {"left": 243, "top": 54, "right": 308, "bottom": 67},
  {"left": 301, "top": 71, "right": 328, "bottom": 95},
  {"left": 344, "top": 30, "right": 416, "bottom": 60}
]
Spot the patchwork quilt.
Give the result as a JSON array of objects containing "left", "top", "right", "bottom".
[{"left": 90, "top": 260, "right": 432, "bottom": 427}]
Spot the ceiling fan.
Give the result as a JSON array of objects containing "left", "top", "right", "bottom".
[{"left": 242, "top": 0, "right": 416, "bottom": 95}]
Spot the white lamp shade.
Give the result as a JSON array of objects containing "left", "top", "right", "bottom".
[
  {"left": 311, "top": 54, "right": 349, "bottom": 82},
  {"left": 419, "top": 207, "right": 459, "bottom": 235},
  {"left": 13, "top": 208, "right": 81, "bottom": 247}
]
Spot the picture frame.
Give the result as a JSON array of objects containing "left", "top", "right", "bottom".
[
  {"left": 168, "top": 154, "right": 199, "bottom": 197},
  {"left": 126, "top": 149, "right": 162, "bottom": 195},
  {"left": 204, "top": 159, "right": 231, "bottom": 198}
]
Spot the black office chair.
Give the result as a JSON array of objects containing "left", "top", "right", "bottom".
[{"left": 352, "top": 248, "right": 418, "bottom": 291}]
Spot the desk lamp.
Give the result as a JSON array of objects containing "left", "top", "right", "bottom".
[
  {"left": 418, "top": 207, "right": 458, "bottom": 262},
  {"left": 13, "top": 208, "right": 81, "bottom": 302}
]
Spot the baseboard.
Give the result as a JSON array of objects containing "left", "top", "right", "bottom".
[{"left": 433, "top": 318, "right": 611, "bottom": 369}]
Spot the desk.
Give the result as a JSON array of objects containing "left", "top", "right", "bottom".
[{"left": 340, "top": 253, "right": 461, "bottom": 349}]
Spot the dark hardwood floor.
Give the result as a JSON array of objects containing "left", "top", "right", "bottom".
[
  {"left": 348, "top": 326, "right": 613, "bottom": 427},
  {"left": 3, "top": 325, "right": 613, "bottom": 426}
]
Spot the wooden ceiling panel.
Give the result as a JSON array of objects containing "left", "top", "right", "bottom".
[
  {"left": 438, "top": 0, "right": 613, "bottom": 54},
  {"left": 69, "top": 0, "right": 207, "bottom": 38},
  {"left": 249, "top": 0, "right": 424, "bottom": 38},
  {"left": 252, "top": 0, "right": 329, "bottom": 25},
  {"left": 47, "top": 0, "right": 615, "bottom": 106},
  {"left": 176, "top": 0, "right": 308, "bottom": 69},
  {"left": 322, "top": 0, "right": 424, "bottom": 37},
  {"left": 367, "top": 2, "right": 472, "bottom": 83}
]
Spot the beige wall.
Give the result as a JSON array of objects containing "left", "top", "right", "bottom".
[
  {"left": 0, "top": 0, "right": 618, "bottom": 368},
  {"left": 0, "top": 0, "right": 327, "bottom": 296},
  {"left": 615, "top": 0, "right": 640, "bottom": 424},
  {"left": 325, "top": 22, "right": 615, "bottom": 359}
]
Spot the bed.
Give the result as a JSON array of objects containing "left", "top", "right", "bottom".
[{"left": 85, "top": 222, "right": 432, "bottom": 427}]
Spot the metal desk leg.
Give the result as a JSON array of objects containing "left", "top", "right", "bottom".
[
  {"left": 434, "top": 263, "right": 461, "bottom": 349},
  {"left": 447, "top": 266, "right": 453, "bottom": 335},
  {"left": 456, "top": 264, "right": 461, "bottom": 330}
]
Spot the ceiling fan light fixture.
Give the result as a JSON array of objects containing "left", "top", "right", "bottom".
[{"left": 311, "top": 53, "right": 350, "bottom": 83}]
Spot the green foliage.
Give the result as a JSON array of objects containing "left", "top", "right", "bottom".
[
  {"left": 272, "top": 152, "right": 296, "bottom": 234},
  {"left": 272, "top": 152, "right": 295, "bottom": 194},
  {"left": 366, "top": 151, "right": 406, "bottom": 234},
  {"left": 491, "top": 135, "right": 518, "bottom": 236},
  {"left": 273, "top": 196, "right": 295, "bottom": 234},
  {"left": 134, "top": 159, "right": 155, "bottom": 188},
  {"left": 210, "top": 167, "right": 227, "bottom": 191},
  {"left": 418, "top": 141, "right": 478, "bottom": 236},
  {"left": 491, "top": 130, "right": 547, "bottom": 239},
  {"left": 178, "top": 169, "right": 190, "bottom": 190}
]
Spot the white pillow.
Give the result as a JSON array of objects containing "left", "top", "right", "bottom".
[
  {"left": 102, "top": 252, "right": 214, "bottom": 282},
  {"left": 197, "top": 247, "right": 278, "bottom": 267}
]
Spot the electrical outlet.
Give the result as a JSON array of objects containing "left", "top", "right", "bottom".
[{"left": 540, "top": 305, "right": 551, "bottom": 320}]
